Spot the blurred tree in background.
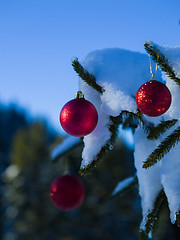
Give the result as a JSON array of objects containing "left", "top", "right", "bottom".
[
  {"left": 0, "top": 105, "right": 28, "bottom": 240},
  {"left": 0, "top": 104, "right": 28, "bottom": 167},
  {"left": 1, "top": 103, "right": 180, "bottom": 240}
]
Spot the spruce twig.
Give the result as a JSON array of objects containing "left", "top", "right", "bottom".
[
  {"left": 122, "top": 111, "right": 139, "bottom": 130},
  {"left": 139, "top": 115, "right": 154, "bottom": 135},
  {"left": 147, "top": 119, "right": 178, "bottom": 140},
  {"left": 79, "top": 110, "right": 140, "bottom": 175},
  {"left": 72, "top": 58, "right": 104, "bottom": 93},
  {"left": 139, "top": 190, "right": 167, "bottom": 240},
  {"left": 79, "top": 114, "right": 122, "bottom": 175},
  {"left": 122, "top": 113, "right": 134, "bottom": 129},
  {"left": 122, "top": 110, "right": 153, "bottom": 134},
  {"left": 79, "top": 110, "right": 154, "bottom": 175},
  {"left": 144, "top": 41, "right": 180, "bottom": 87},
  {"left": 129, "top": 109, "right": 154, "bottom": 135},
  {"left": 143, "top": 126, "right": 180, "bottom": 168}
]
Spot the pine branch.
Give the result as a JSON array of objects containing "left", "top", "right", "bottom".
[
  {"left": 143, "top": 126, "right": 180, "bottom": 169},
  {"left": 79, "top": 110, "right": 141, "bottom": 175},
  {"left": 122, "top": 111, "right": 139, "bottom": 130},
  {"left": 79, "top": 114, "right": 122, "bottom": 175},
  {"left": 122, "top": 113, "right": 133, "bottom": 129},
  {"left": 125, "top": 108, "right": 154, "bottom": 135},
  {"left": 79, "top": 110, "right": 154, "bottom": 175},
  {"left": 144, "top": 41, "right": 180, "bottom": 87},
  {"left": 110, "top": 175, "right": 138, "bottom": 199},
  {"left": 72, "top": 58, "right": 104, "bottom": 94},
  {"left": 139, "top": 190, "right": 167, "bottom": 240},
  {"left": 121, "top": 109, "right": 154, "bottom": 134},
  {"left": 147, "top": 119, "right": 178, "bottom": 140},
  {"left": 139, "top": 115, "right": 154, "bottom": 136},
  {"left": 122, "top": 110, "right": 152, "bottom": 133}
]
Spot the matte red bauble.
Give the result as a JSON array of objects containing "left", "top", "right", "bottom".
[
  {"left": 50, "top": 175, "right": 85, "bottom": 211},
  {"left": 60, "top": 92, "right": 98, "bottom": 137},
  {"left": 136, "top": 80, "right": 171, "bottom": 117}
]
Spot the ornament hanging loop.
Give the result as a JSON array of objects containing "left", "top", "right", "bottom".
[
  {"left": 149, "top": 53, "right": 159, "bottom": 79},
  {"left": 75, "top": 91, "right": 84, "bottom": 99}
]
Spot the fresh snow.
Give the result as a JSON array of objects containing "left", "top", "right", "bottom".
[
  {"left": 160, "top": 121, "right": 180, "bottom": 224},
  {"left": 134, "top": 127, "right": 162, "bottom": 221},
  {"left": 165, "top": 76, "right": 180, "bottom": 120},
  {"left": 79, "top": 80, "right": 111, "bottom": 169},
  {"left": 51, "top": 136, "right": 81, "bottom": 160},
  {"left": 82, "top": 48, "right": 163, "bottom": 117},
  {"left": 111, "top": 176, "right": 135, "bottom": 197},
  {"left": 100, "top": 82, "right": 137, "bottom": 116},
  {"left": 161, "top": 133, "right": 180, "bottom": 223},
  {"left": 148, "top": 42, "right": 180, "bottom": 223},
  {"left": 79, "top": 48, "right": 163, "bottom": 169}
]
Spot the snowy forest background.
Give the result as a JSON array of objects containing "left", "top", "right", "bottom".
[{"left": 0, "top": 102, "right": 180, "bottom": 240}]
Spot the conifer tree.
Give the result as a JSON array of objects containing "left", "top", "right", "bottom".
[{"left": 52, "top": 41, "right": 180, "bottom": 239}]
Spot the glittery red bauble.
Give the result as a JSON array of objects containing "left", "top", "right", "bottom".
[
  {"left": 135, "top": 80, "right": 172, "bottom": 117},
  {"left": 50, "top": 175, "right": 85, "bottom": 211},
  {"left": 60, "top": 98, "right": 98, "bottom": 137}
]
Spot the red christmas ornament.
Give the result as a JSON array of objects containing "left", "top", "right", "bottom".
[
  {"left": 135, "top": 79, "right": 172, "bottom": 117},
  {"left": 50, "top": 175, "right": 85, "bottom": 211},
  {"left": 60, "top": 91, "right": 98, "bottom": 137}
]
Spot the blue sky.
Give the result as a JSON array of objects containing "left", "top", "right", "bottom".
[{"left": 0, "top": 0, "right": 180, "bottom": 132}]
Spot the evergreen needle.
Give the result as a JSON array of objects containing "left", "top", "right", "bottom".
[
  {"left": 72, "top": 58, "right": 104, "bottom": 93},
  {"left": 139, "top": 190, "right": 167, "bottom": 239},
  {"left": 79, "top": 114, "right": 122, "bottom": 175},
  {"left": 144, "top": 42, "right": 180, "bottom": 87},
  {"left": 147, "top": 119, "right": 178, "bottom": 140},
  {"left": 143, "top": 126, "right": 180, "bottom": 168}
]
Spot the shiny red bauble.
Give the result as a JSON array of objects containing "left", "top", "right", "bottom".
[
  {"left": 60, "top": 97, "right": 98, "bottom": 137},
  {"left": 135, "top": 80, "right": 172, "bottom": 117},
  {"left": 50, "top": 175, "right": 85, "bottom": 211}
]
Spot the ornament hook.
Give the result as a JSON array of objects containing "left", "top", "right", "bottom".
[
  {"left": 149, "top": 53, "right": 159, "bottom": 79},
  {"left": 75, "top": 91, "right": 84, "bottom": 99}
]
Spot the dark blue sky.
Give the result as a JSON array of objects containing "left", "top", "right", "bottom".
[{"left": 0, "top": 0, "right": 180, "bottom": 131}]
